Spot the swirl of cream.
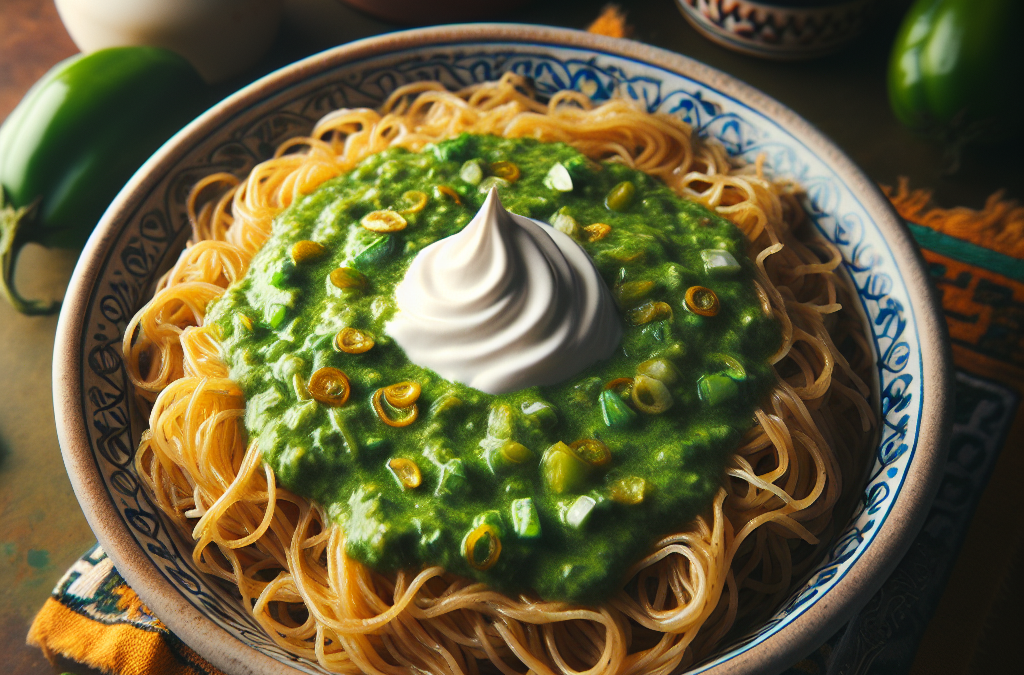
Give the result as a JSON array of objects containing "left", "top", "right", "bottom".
[{"left": 386, "top": 188, "right": 622, "bottom": 394}]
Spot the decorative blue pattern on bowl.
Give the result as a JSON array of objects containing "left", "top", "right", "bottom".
[{"left": 74, "top": 40, "right": 922, "bottom": 674}]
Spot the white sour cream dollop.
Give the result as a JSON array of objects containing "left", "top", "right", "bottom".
[{"left": 386, "top": 188, "right": 621, "bottom": 394}]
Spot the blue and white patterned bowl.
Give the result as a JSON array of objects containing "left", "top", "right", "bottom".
[{"left": 53, "top": 24, "right": 952, "bottom": 675}]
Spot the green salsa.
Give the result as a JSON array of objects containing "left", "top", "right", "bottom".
[{"left": 206, "top": 134, "right": 781, "bottom": 604}]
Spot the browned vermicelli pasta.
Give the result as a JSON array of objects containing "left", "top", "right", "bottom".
[{"left": 123, "top": 74, "right": 875, "bottom": 675}]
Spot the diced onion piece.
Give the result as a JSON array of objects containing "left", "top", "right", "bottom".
[
  {"left": 329, "top": 267, "right": 367, "bottom": 290},
  {"left": 685, "top": 286, "right": 720, "bottom": 316},
  {"left": 550, "top": 211, "right": 580, "bottom": 239},
  {"left": 477, "top": 176, "right": 510, "bottom": 193},
  {"left": 399, "top": 190, "right": 428, "bottom": 214},
  {"left": 435, "top": 185, "right": 462, "bottom": 205},
  {"left": 565, "top": 495, "right": 599, "bottom": 529},
  {"left": 307, "top": 367, "right": 350, "bottom": 407},
  {"left": 383, "top": 381, "right": 421, "bottom": 408},
  {"left": 361, "top": 209, "right": 407, "bottom": 233},
  {"left": 511, "top": 498, "right": 541, "bottom": 539},
  {"left": 464, "top": 523, "right": 502, "bottom": 570},
  {"left": 701, "top": 249, "right": 741, "bottom": 274},
  {"left": 388, "top": 457, "right": 422, "bottom": 489},
  {"left": 584, "top": 222, "right": 612, "bottom": 241},
  {"left": 335, "top": 327, "right": 374, "bottom": 354},
  {"left": 460, "top": 159, "right": 484, "bottom": 185},
  {"left": 373, "top": 387, "right": 419, "bottom": 427},
  {"left": 490, "top": 161, "right": 521, "bottom": 182},
  {"left": 604, "top": 180, "right": 635, "bottom": 211},
  {"left": 569, "top": 439, "right": 611, "bottom": 468},
  {"left": 543, "top": 163, "right": 573, "bottom": 192},
  {"left": 629, "top": 301, "right": 673, "bottom": 325},
  {"left": 290, "top": 240, "right": 327, "bottom": 264},
  {"left": 631, "top": 375, "right": 673, "bottom": 414},
  {"left": 609, "top": 476, "right": 649, "bottom": 505}
]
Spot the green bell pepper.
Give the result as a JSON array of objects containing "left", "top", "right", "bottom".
[
  {"left": 0, "top": 46, "right": 206, "bottom": 314},
  {"left": 888, "top": 0, "right": 1023, "bottom": 163}
]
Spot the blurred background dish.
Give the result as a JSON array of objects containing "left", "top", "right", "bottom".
[
  {"left": 675, "top": 0, "right": 879, "bottom": 60},
  {"left": 336, "top": 0, "right": 535, "bottom": 24},
  {"left": 54, "top": 0, "right": 284, "bottom": 83}
]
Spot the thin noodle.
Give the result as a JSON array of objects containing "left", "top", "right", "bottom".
[{"left": 124, "top": 74, "right": 875, "bottom": 674}]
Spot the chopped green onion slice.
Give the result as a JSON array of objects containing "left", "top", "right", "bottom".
[
  {"left": 631, "top": 375, "right": 673, "bottom": 414},
  {"left": 543, "top": 162, "right": 574, "bottom": 192},
  {"left": 709, "top": 353, "right": 747, "bottom": 381},
  {"left": 636, "top": 358, "right": 680, "bottom": 384}
]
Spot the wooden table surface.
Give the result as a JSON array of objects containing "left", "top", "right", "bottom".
[{"left": 0, "top": 1, "right": 1019, "bottom": 674}]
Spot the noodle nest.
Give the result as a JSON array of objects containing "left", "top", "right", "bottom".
[{"left": 123, "top": 74, "right": 875, "bottom": 675}]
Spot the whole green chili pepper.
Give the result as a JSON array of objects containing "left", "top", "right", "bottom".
[
  {"left": 887, "top": 0, "right": 1023, "bottom": 169},
  {"left": 0, "top": 46, "right": 205, "bottom": 314}
]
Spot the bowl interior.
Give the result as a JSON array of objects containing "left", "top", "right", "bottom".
[{"left": 59, "top": 27, "right": 942, "bottom": 675}]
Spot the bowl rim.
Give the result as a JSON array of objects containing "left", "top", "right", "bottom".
[{"left": 53, "top": 22, "right": 953, "bottom": 675}]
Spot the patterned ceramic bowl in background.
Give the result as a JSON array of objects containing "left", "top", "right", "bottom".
[
  {"left": 676, "top": 0, "right": 878, "bottom": 60},
  {"left": 53, "top": 24, "right": 951, "bottom": 675}
]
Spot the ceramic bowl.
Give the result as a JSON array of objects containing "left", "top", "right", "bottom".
[
  {"left": 53, "top": 24, "right": 951, "bottom": 675},
  {"left": 675, "top": 0, "right": 878, "bottom": 60}
]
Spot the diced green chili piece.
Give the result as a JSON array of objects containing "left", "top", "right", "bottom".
[
  {"left": 697, "top": 373, "right": 740, "bottom": 406},
  {"left": 605, "top": 180, "right": 635, "bottom": 211},
  {"left": 599, "top": 389, "right": 636, "bottom": 428},
  {"left": 511, "top": 498, "right": 542, "bottom": 539},
  {"left": 541, "top": 442, "right": 589, "bottom": 494},
  {"left": 459, "top": 159, "right": 484, "bottom": 185},
  {"left": 270, "top": 261, "right": 295, "bottom": 289},
  {"left": 353, "top": 233, "right": 397, "bottom": 266},
  {"left": 543, "top": 162, "right": 573, "bottom": 192},
  {"left": 268, "top": 304, "right": 288, "bottom": 329}
]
